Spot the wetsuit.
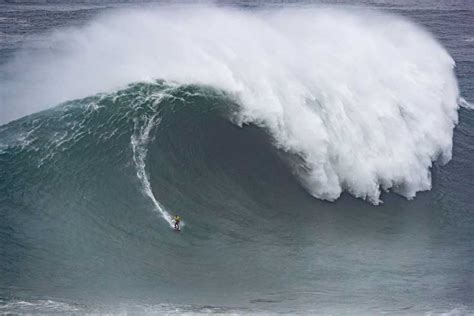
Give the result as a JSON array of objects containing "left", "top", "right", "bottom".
[{"left": 174, "top": 217, "right": 181, "bottom": 230}]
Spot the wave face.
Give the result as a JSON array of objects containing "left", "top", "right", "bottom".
[
  {"left": 0, "top": 80, "right": 470, "bottom": 313},
  {"left": 1, "top": 7, "right": 460, "bottom": 203},
  {"left": 0, "top": 82, "right": 316, "bottom": 306}
]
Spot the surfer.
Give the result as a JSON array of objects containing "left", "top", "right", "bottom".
[{"left": 173, "top": 215, "right": 181, "bottom": 231}]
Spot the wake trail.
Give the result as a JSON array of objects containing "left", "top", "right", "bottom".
[{"left": 131, "top": 108, "right": 173, "bottom": 227}]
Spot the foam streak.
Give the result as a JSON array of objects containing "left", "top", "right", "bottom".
[{"left": 131, "top": 111, "right": 173, "bottom": 226}]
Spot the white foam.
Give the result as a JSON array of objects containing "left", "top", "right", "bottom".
[
  {"left": 130, "top": 96, "right": 174, "bottom": 227},
  {"left": 0, "top": 6, "right": 461, "bottom": 203},
  {"left": 0, "top": 299, "right": 81, "bottom": 313}
]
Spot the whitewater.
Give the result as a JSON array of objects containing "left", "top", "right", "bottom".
[{"left": 0, "top": 7, "right": 461, "bottom": 204}]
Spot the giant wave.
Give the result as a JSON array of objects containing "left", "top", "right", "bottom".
[{"left": 0, "top": 6, "right": 461, "bottom": 204}]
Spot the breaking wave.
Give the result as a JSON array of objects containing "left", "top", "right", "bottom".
[{"left": 0, "top": 6, "right": 461, "bottom": 204}]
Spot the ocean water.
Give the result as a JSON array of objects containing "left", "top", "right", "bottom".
[{"left": 0, "top": 1, "right": 473, "bottom": 314}]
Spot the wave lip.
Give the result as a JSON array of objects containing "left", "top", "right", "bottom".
[{"left": 1, "top": 6, "right": 461, "bottom": 203}]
